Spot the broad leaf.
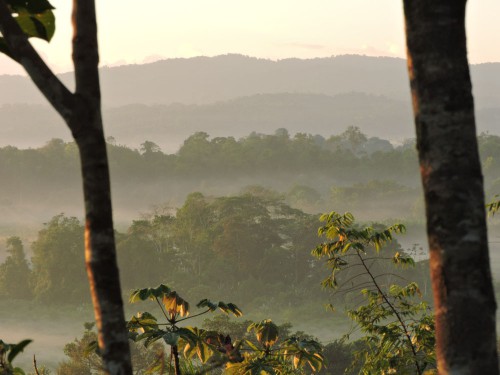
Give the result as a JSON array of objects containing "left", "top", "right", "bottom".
[
  {"left": 0, "top": 0, "right": 56, "bottom": 61},
  {"left": 7, "top": 339, "right": 32, "bottom": 363},
  {"left": 197, "top": 299, "right": 243, "bottom": 317},
  {"left": 163, "top": 291, "right": 189, "bottom": 317},
  {"left": 248, "top": 319, "right": 279, "bottom": 348},
  {"left": 14, "top": 8, "right": 55, "bottom": 41},
  {"left": 127, "top": 311, "right": 158, "bottom": 332}
]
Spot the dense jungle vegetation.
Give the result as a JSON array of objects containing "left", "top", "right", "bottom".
[
  {"left": 0, "top": 192, "right": 431, "bottom": 307},
  {"left": 0, "top": 197, "right": 434, "bottom": 374}
]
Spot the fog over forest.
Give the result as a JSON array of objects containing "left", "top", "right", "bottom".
[{"left": 1, "top": 55, "right": 499, "bottom": 372}]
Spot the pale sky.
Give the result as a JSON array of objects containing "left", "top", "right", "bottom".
[{"left": 0, "top": 0, "right": 498, "bottom": 75}]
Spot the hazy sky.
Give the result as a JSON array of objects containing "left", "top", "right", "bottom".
[{"left": 0, "top": 0, "right": 498, "bottom": 75}]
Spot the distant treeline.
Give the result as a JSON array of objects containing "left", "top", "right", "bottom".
[
  {"left": 0, "top": 128, "right": 499, "bottom": 222},
  {"left": 0, "top": 126, "right": 419, "bottom": 183},
  {"left": 0, "top": 191, "right": 430, "bottom": 311}
]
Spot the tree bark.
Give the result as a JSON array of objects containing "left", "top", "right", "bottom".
[
  {"left": 403, "top": 1, "right": 498, "bottom": 373},
  {"left": 0, "top": 1, "right": 132, "bottom": 373}
]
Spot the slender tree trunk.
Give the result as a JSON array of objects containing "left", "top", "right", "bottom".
[
  {"left": 172, "top": 345, "right": 182, "bottom": 375},
  {"left": 71, "top": 2, "right": 132, "bottom": 372},
  {"left": 0, "top": 1, "right": 132, "bottom": 373},
  {"left": 77, "top": 127, "right": 132, "bottom": 374},
  {"left": 403, "top": 1, "right": 498, "bottom": 373}
]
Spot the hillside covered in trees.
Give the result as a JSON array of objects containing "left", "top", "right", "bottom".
[{"left": 0, "top": 128, "right": 499, "bottom": 229}]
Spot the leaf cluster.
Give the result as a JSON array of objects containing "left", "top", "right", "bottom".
[
  {"left": 313, "top": 211, "right": 435, "bottom": 375},
  {"left": 0, "top": 339, "right": 31, "bottom": 375},
  {"left": 486, "top": 196, "right": 500, "bottom": 216},
  {"left": 128, "top": 286, "right": 324, "bottom": 374},
  {"left": 0, "top": 0, "right": 55, "bottom": 58},
  {"left": 127, "top": 285, "right": 243, "bottom": 369},
  {"left": 312, "top": 211, "right": 405, "bottom": 288},
  {"left": 227, "top": 319, "right": 324, "bottom": 374},
  {"left": 348, "top": 284, "right": 435, "bottom": 374}
]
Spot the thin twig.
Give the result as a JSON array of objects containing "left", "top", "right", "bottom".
[{"left": 33, "top": 355, "right": 40, "bottom": 375}]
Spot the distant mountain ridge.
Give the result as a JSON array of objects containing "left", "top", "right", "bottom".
[
  {"left": 1, "top": 54, "right": 499, "bottom": 107},
  {"left": 0, "top": 54, "right": 498, "bottom": 150},
  {"left": 1, "top": 92, "right": 499, "bottom": 152}
]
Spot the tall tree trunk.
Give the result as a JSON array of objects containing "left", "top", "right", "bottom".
[
  {"left": 0, "top": 1, "right": 133, "bottom": 373},
  {"left": 72, "top": 2, "right": 132, "bottom": 372},
  {"left": 77, "top": 129, "right": 132, "bottom": 374},
  {"left": 403, "top": 1, "right": 498, "bottom": 373}
]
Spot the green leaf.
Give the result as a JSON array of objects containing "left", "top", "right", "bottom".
[
  {"left": 226, "top": 302, "right": 243, "bottom": 317},
  {"left": 177, "top": 327, "right": 214, "bottom": 363},
  {"left": 129, "top": 284, "right": 174, "bottom": 302},
  {"left": 129, "top": 287, "right": 154, "bottom": 303},
  {"left": 7, "top": 339, "right": 32, "bottom": 363},
  {"left": 7, "top": 0, "right": 55, "bottom": 13},
  {"left": 196, "top": 299, "right": 217, "bottom": 311},
  {"left": 152, "top": 284, "right": 171, "bottom": 298},
  {"left": 177, "top": 327, "right": 198, "bottom": 344},
  {"left": 127, "top": 311, "right": 159, "bottom": 332},
  {"left": 196, "top": 341, "right": 212, "bottom": 363},
  {"left": 14, "top": 9, "right": 55, "bottom": 42},
  {"left": 243, "top": 339, "right": 260, "bottom": 352}
]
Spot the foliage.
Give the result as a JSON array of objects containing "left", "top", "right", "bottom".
[
  {"left": 0, "top": 339, "right": 31, "bottom": 375},
  {"left": 30, "top": 215, "right": 87, "bottom": 304},
  {"left": 128, "top": 285, "right": 323, "bottom": 374},
  {"left": 0, "top": 0, "right": 55, "bottom": 59},
  {"left": 3, "top": 129, "right": 499, "bottom": 231},
  {"left": 127, "top": 284, "right": 242, "bottom": 374},
  {"left": 0, "top": 191, "right": 431, "bottom": 323},
  {"left": 114, "top": 192, "right": 327, "bottom": 307},
  {"left": 318, "top": 339, "right": 366, "bottom": 375},
  {"left": 225, "top": 319, "right": 324, "bottom": 374},
  {"left": 0, "top": 128, "right": 420, "bottom": 213},
  {"left": 486, "top": 196, "right": 500, "bottom": 216},
  {"left": 57, "top": 322, "right": 167, "bottom": 375},
  {"left": 117, "top": 213, "right": 177, "bottom": 290},
  {"left": 313, "top": 211, "right": 435, "bottom": 375},
  {"left": 0, "top": 237, "right": 31, "bottom": 299},
  {"left": 57, "top": 323, "right": 103, "bottom": 375},
  {"left": 2, "top": 130, "right": 500, "bottom": 223}
]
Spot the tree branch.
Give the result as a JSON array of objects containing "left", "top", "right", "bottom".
[
  {"left": 0, "top": 0, "right": 74, "bottom": 122},
  {"left": 355, "top": 250, "right": 422, "bottom": 375}
]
